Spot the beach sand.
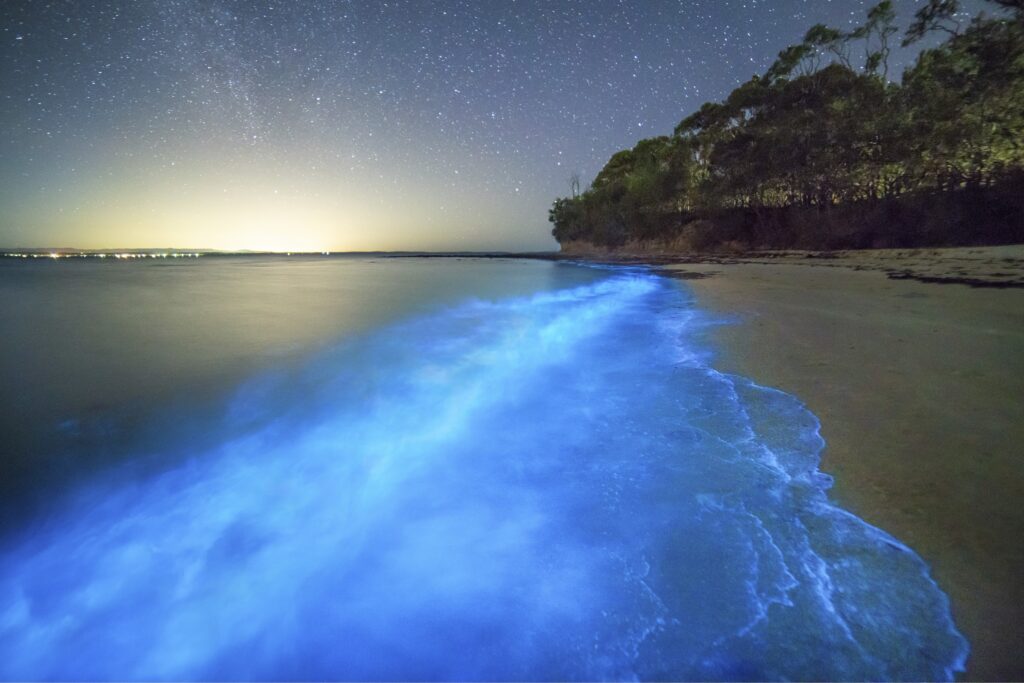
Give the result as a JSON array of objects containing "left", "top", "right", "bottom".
[{"left": 663, "top": 247, "right": 1024, "bottom": 681}]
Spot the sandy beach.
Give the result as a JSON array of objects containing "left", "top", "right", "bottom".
[{"left": 662, "top": 246, "right": 1024, "bottom": 680}]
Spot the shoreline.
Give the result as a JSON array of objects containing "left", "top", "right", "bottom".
[
  {"left": 654, "top": 247, "right": 1024, "bottom": 680},
  {"left": 559, "top": 244, "right": 1024, "bottom": 289}
]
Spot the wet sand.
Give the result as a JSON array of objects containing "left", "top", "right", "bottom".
[{"left": 662, "top": 248, "right": 1024, "bottom": 680}]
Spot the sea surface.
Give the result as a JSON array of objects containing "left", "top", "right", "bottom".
[{"left": 0, "top": 256, "right": 967, "bottom": 680}]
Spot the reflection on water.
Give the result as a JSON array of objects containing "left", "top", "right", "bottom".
[
  {"left": 0, "top": 256, "right": 601, "bottom": 529},
  {"left": 0, "top": 261, "right": 966, "bottom": 680}
]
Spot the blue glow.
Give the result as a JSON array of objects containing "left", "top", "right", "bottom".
[{"left": 0, "top": 272, "right": 967, "bottom": 680}]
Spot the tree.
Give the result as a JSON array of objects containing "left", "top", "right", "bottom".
[
  {"left": 804, "top": 23, "right": 854, "bottom": 70},
  {"left": 568, "top": 172, "right": 581, "bottom": 199},
  {"left": 850, "top": 1, "right": 898, "bottom": 79},
  {"left": 904, "top": 0, "right": 961, "bottom": 45}
]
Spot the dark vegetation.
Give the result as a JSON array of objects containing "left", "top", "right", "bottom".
[{"left": 550, "top": 0, "right": 1024, "bottom": 252}]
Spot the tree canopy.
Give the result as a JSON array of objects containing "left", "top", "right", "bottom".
[{"left": 551, "top": 1, "right": 1024, "bottom": 251}]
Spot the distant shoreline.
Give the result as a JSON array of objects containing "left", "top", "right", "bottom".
[{"left": 9, "top": 244, "right": 1024, "bottom": 291}]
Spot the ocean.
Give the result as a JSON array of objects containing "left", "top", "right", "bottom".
[{"left": 0, "top": 256, "right": 967, "bottom": 680}]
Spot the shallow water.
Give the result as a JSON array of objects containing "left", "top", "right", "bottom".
[
  {"left": 0, "top": 256, "right": 602, "bottom": 529},
  {"left": 0, "top": 259, "right": 966, "bottom": 680}
]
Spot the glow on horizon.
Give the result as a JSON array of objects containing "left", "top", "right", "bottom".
[
  {"left": 145, "top": 192, "right": 353, "bottom": 254},
  {"left": 3, "top": 168, "right": 542, "bottom": 253},
  {"left": 0, "top": 158, "right": 555, "bottom": 253}
]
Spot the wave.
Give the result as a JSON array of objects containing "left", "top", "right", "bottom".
[{"left": 0, "top": 272, "right": 967, "bottom": 680}]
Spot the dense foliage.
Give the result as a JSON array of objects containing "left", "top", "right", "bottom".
[{"left": 550, "top": 0, "right": 1024, "bottom": 251}]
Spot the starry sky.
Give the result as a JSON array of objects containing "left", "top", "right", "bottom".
[{"left": 0, "top": 0, "right": 988, "bottom": 251}]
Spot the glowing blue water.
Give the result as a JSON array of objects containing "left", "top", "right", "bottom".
[{"left": 0, "top": 271, "right": 967, "bottom": 680}]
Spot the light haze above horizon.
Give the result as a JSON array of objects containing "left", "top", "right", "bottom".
[{"left": 0, "top": 0, "right": 983, "bottom": 251}]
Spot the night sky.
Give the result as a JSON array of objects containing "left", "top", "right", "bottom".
[{"left": 0, "top": 1, "right": 985, "bottom": 251}]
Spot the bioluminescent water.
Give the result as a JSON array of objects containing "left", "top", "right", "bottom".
[{"left": 0, "top": 260, "right": 966, "bottom": 680}]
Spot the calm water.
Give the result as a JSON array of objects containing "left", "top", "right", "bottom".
[{"left": 0, "top": 257, "right": 966, "bottom": 680}]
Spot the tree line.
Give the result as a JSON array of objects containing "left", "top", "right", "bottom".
[{"left": 550, "top": 0, "right": 1024, "bottom": 251}]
